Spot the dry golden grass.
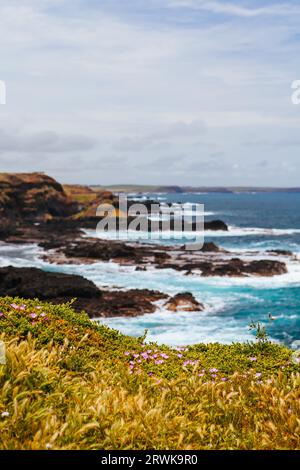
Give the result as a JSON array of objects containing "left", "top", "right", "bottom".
[
  {"left": 0, "top": 335, "right": 299, "bottom": 450},
  {"left": 0, "top": 297, "right": 299, "bottom": 450}
]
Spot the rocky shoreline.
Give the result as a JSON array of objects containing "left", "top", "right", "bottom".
[
  {"left": 0, "top": 266, "right": 203, "bottom": 318},
  {"left": 0, "top": 172, "right": 294, "bottom": 318}
]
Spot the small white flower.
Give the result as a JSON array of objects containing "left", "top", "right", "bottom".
[
  {"left": 1, "top": 411, "right": 9, "bottom": 418},
  {"left": 291, "top": 350, "right": 300, "bottom": 365},
  {"left": 45, "top": 443, "right": 53, "bottom": 449}
]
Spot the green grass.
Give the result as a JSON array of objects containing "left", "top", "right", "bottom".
[{"left": 0, "top": 296, "right": 299, "bottom": 450}]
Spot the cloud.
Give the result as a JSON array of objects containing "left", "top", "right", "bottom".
[
  {"left": 0, "top": 0, "right": 299, "bottom": 185},
  {"left": 113, "top": 120, "right": 205, "bottom": 151},
  {"left": 167, "top": 0, "right": 300, "bottom": 18},
  {"left": 0, "top": 129, "right": 96, "bottom": 153}
]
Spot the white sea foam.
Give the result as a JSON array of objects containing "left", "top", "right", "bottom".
[
  {"left": 206, "top": 226, "right": 300, "bottom": 237},
  {"left": 84, "top": 225, "right": 300, "bottom": 243},
  {"left": 96, "top": 309, "right": 255, "bottom": 346},
  {"left": 147, "top": 211, "right": 215, "bottom": 221},
  {"left": 0, "top": 240, "right": 298, "bottom": 346}
]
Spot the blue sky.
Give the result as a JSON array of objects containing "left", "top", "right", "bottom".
[{"left": 0, "top": 0, "right": 300, "bottom": 186}]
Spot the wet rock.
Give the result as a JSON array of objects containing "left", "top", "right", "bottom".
[
  {"left": 0, "top": 266, "right": 169, "bottom": 318},
  {"left": 98, "top": 289, "right": 168, "bottom": 318},
  {"left": 204, "top": 220, "right": 228, "bottom": 231},
  {"left": 175, "top": 257, "right": 287, "bottom": 277},
  {"left": 199, "top": 242, "right": 224, "bottom": 252},
  {"left": 164, "top": 292, "right": 204, "bottom": 312},
  {"left": 266, "top": 249, "right": 293, "bottom": 257},
  {"left": 243, "top": 260, "right": 287, "bottom": 277},
  {"left": 0, "top": 266, "right": 102, "bottom": 301}
]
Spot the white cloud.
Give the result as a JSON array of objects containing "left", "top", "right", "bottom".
[
  {"left": 167, "top": 0, "right": 300, "bottom": 18},
  {"left": 0, "top": 0, "right": 299, "bottom": 185}
]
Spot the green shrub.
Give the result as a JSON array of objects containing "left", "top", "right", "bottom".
[{"left": 0, "top": 296, "right": 299, "bottom": 450}]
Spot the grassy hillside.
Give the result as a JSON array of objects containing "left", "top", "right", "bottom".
[{"left": 0, "top": 297, "right": 299, "bottom": 450}]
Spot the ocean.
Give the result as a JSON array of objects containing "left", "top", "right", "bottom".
[{"left": 1, "top": 192, "right": 300, "bottom": 348}]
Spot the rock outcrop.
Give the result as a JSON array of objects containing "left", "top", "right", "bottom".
[
  {"left": 164, "top": 292, "right": 203, "bottom": 312},
  {"left": 204, "top": 220, "right": 228, "bottom": 231},
  {"left": 181, "top": 258, "right": 287, "bottom": 277},
  {"left": 64, "top": 184, "right": 119, "bottom": 219},
  {"left": 0, "top": 266, "right": 170, "bottom": 318},
  {"left": 0, "top": 173, "right": 78, "bottom": 237},
  {"left": 266, "top": 249, "right": 294, "bottom": 257}
]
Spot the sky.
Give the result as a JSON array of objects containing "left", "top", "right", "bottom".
[{"left": 0, "top": 0, "right": 300, "bottom": 186}]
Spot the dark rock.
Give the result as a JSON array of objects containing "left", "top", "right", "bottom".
[
  {"left": 99, "top": 289, "right": 168, "bottom": 318},
  {"left": 204, "top": 220, "right": 228, "bottom": 231},
  {"left": 177, "top": 258, "right": 287, "bottom": 277},
  {"left": 266, "top": 249, "right": 293, "bottom": 257},
  {"left": 199, "top": 242, "right": 224, "bottom": 252},
  {"left": 64, "top": 240, "right": 137, "bottom": 261},
  {"left": 164, "top": 292, "right": 204, "bottom": 312},
  {"left": 56, "top": 239, "right": 171, "bottom": 265},
  {"left": 0, "top": 266, "right": 101, "bottom": 300},
  {"left": 0, "top": 266, "right": 169, "bottom": 318},
  {"left": 243, "top": 260, "right": 287, "bottom": 277}
]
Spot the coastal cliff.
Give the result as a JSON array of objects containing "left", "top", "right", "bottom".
[{"left": 0, "top": 173, "right": 77, "bottom": 236}]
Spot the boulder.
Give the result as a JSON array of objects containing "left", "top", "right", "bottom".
[
  {"left": 204, "top": 220, "right": 228, "bottom": 231},
  {"left": 164, "top": 292, "right": 204, "bottom": 312}
]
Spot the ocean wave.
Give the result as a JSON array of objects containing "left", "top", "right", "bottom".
[
  {"left": 84, "top": 225, "right": 300, "bottom": 243},
  {"left": 0, "top": 240, "right": 298, "bottom": 346},
  {"left": 96, "top": 309, "right": 256, "bottom": 346},
  {"left": 147, "top": 211, "right": 215, "bottom": 221},
  {"left": 205, "top": 226, "right": 300, "bottom": 237}
]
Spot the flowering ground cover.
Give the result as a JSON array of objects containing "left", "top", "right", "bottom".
[{"left": 0, "top": 297, "right": 299, "bottom": 449}]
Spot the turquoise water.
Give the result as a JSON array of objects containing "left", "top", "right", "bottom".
[
  {"left": 98, "top": 192, "right": 300, "bottom": 346},
  {"left": 0, "top": 192, "right": 299, "bottom": 347}
]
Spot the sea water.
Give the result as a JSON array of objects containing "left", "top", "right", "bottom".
[{"left": 0, "top": 192, "right": 299, "bottom": 347}]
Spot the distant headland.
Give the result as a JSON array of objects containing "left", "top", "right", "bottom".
[{"left": 92, "top": 184, "right": 300, "bottom": 194}]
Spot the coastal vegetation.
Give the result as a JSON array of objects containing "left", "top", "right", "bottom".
[{"left": 0, "top": 297, "right": 299, "bottom": 450}]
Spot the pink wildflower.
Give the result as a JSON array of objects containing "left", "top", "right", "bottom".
[{"left": 10, "top": 303, "right": 19, "bottom": 310}]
